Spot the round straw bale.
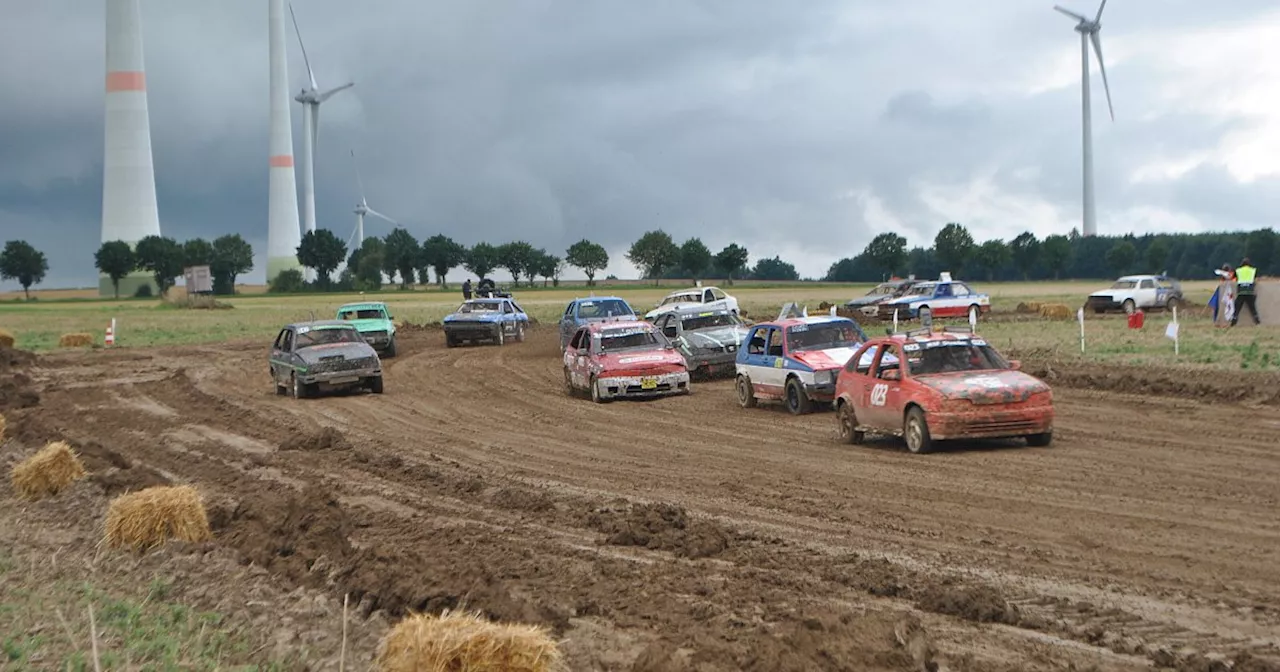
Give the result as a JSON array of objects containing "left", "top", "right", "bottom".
[
  {"left": 10, "top": 440, "right": 88, "bottom": 501},
  {"left": 376, "top": 609, "right": 565, "bottom": 672},
  {"left": 0, "top": 328, "right": 15, "bottom": 349},
  {"left": 58, "top": 333, "right": 95, "bottom": 348},
  {"left": 1038, "top": 303, "right": 1071, "bottom": 320},
  {"left": 103, "top": 485, "right": 213, "bottom": 551}
]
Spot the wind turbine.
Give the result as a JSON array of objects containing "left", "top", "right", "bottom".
[
  {"left": 1054, "top": 0, "right": 1114, "bottom": 238},
  {"left": 288, "top": 2, "right": 353, "bottom": 279},
  {"left": 347, "top": 149, "right": 397, "bottom": 251}
]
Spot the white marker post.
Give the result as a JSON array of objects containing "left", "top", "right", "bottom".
[
  {"left": 1076, "top": 307, "right": 1085, "bottom": 353},
  {"left": 893, "top": 309, "right": 899, "bottom": 334},
  {"left": 968, "top": 306, "right": 978, "bottom": 333},
  {"left": 1165, "top": 305, "right": 1180, "bottom": 356}
]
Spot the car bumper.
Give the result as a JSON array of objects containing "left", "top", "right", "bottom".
[
  {"left": 445, "top": 322, "right": 502, "bottom": 337},
  {"left": 1085, "top": 297, "right": 1122, "bottom": 311},
  {"left": 359, "top": 331, "right": 393, "bottom": 348},
  {"left": 928, "top": 407, "right": 1054, "bottom": 441},
  {"left": 595, "top": 371, "right": 691, "bottom": 399},
  {"left": 804, "top": 380, "right": 837, "bottom": 403},
  {"left": 300, "top": 368, "right": 381, "bottom": 387},
  {"left": 686, "top": 352, "right": 738, "bottom": 377}
]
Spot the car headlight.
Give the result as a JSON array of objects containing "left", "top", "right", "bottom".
[{"left": 816, "top": 369, "right": 836, "bottom": 385}]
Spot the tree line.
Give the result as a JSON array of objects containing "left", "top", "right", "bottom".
[{"left": 824, "top": 225, "right": 1280, "bottom": 283}]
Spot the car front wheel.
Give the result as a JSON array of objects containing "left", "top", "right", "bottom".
[
  {"left": 785, "top": 377, "right": 811, "bottom": 415},
  {"left": 1026, "top": 430, "right": 1053, "bottom": 447},
  {"left": 368, "top": 376, "right": 384, "bottom": 394},
  {"left": 1123, "top": 299, "right": 1136, "bottom": 314},
  {"left": 291, "top": 373, "right": 308, "bottom": 399},
  {"left": 736, "top": 374, "right": 756, "bottom": 408},
  {"left": 495, "top": 326, "right": 505, "bottom": 346},
  {"left": 904, "top": 407, "right": 933, "bottom": 454},
  {"left": 590, "top": 375, "right": 604, "bottom": 403},
  {"left": 384, "top": 337, "right": 397, "bottom": 358},
  {"left": 837, "top": 401, "right": 864, "bottom": 444}
]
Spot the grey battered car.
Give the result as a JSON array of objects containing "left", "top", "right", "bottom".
[
  {"left": 652, "top": 306, "right": 749, "bottom": 378},
  {"left": 269, "top": 320, "right": 384, "bottom": 398}
]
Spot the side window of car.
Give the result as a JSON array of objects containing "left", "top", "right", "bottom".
[
  {"left": 563, "top": 303, "right": 574, "bottom": 319},
  {"left": 936, "top": 284, "right": 953, "bottom": 298},
  {"left": 767, "top": 328, "right": 784, "bottom": 357},
  {"left": 872, "top": 345, "right": 900, "bottom": 379},
  {"left": 746, "top": 328, "right": 767, "bottom": 355},
  {"left": 282, "top": 329, "right": 294, "bottom": 352},
  {"left": 952, "top": 283, "right": 970, "bottom": 296},
  {"left": 849, "top": 344, "right": 878, "bottom": 373},
  {"left": 503, "top": 302, "right": 513, "bottom": 314},
  {"left": 703, "top": 289, "right": 714, "bottom": 303},
  {"left": 712, "top": 288, "right": 726, "bottom": 300},
  {"left": 1140, "top": 279, "right": 1155, "bottom": 289},
  {"left": 273, "top": 329, "right": 287, "bottom": 350},
  {"left": 569, "top": 330, "right": 584, "bottom": 350}
]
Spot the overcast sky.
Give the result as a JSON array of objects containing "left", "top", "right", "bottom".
[{"left": 3, "top": 1, "right": 1280, "bottom": 289}]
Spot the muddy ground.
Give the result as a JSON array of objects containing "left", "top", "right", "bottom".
[{"left": 1, "top": 326, "right": 1278, "bottom": 671}]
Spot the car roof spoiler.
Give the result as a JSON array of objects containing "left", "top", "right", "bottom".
[
  {"left": 777, "top": 302, "right": 807, "bottom": 320},
  {"left": 902, "top": 324, "right": 975, "bottom": 338}
]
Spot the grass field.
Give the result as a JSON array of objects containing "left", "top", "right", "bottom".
[{"left": 2, "top": 280, "right": 1278, "bottom": 370}]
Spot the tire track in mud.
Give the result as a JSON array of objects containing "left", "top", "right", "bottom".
[{"left": 17, "top": 332, "right": 1280, "bottom": 670}]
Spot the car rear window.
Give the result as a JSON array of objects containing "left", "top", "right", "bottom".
[{"left": 578, "top": 299, "right": 632, "bottom": 318}]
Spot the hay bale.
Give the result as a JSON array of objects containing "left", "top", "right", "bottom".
[
  {"left": 1039, "top": 303, "right": 1071, "bottom": 320},
  {"left": 376, "top": 609, "right": 564, "bottom": 672},
  {"left": 58, "top": 333, "right": 94, "bottom": 348},
  {"left": 103, "top": 485, "right": 213, "bottom": 551},
  {"left": 10, "top": 440, "right": 88, "bottom": 501},
  {"left": 0, "top": 328, "right": 14, "bottom": 349},
  {"left": 1015, "top": 302, "right": 1042, "bottom": 314}
]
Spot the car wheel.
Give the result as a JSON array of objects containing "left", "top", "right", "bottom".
[
  {"left": 1166, "top": 297, "right": 1182, "bottom": 312},
  {"left": 445, "top": 333, "right": 456, "bottom": 348},
  {"left": 736, "top": 374, "right": 756, "bottom": 408},
  {"left": 1026, "top": 430, "right": 1053, "bottom": 447},
  {"left": 785, "top": 377, "right": 812, "bottom": 415},
  {"left": 1123, "top": 299, "right": 1136, "bottom": 315},
  {"left": 495, "top": 326, "right": 505, "bottom": 346},
  {"left": 369, "top": 376, "right": 384, "bottom": 394},
  {"left": 837, "top": 401, "right": 864, "bottom": 445},
  {"left": 291, "top": 373, "right": 307, "bottom": 399},
  {"left": 904, "top": 406, "right": 933, "bottom": 454},
  {"left": 384, "top": 337, "right": 397, "bottom": 358},
  {"left": 563, "top": 367, "right": 575, "bottom": 396},
  {"left": 918, "top": 306, "right": 932, "bottom": 324},
  {"left": 589, "top": 375, "right": 605, "bottom": 403}
]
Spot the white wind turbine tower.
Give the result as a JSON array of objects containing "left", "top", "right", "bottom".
[
  {"left": 347, "top": 149, "right": 397, "bottom": 251},
  {"left": 289, "top": 2, "right": 354, "bottom": 280},
  {"left": 1054, "top": 0, "right": 1115, "bottom": 238}
]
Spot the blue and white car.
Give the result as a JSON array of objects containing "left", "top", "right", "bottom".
[
  {"left": 734, "top": 315, "right": 868, "bottom": 415},
  {"left": 558, "top": 296, "right": 638, "bottom": 350},
  {"left": 443, "top": 297, "right": 530, "bottom": 347},
  {"left": 876, "top": 273, "right": 991, "bottom": 323}
]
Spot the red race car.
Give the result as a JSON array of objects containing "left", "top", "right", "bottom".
[
  {"left": 563, "top": 320, "right": 691, "bottom": 403},
  {"left": 834, "top": 327, "right": 1053, "bottom": 453}
]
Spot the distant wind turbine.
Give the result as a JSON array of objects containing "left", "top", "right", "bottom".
[
  {"left": 289, "top": 2, "right": 353, "bottom": 279},
  {"left": 1054, "top": 0, "right": 1114, "bottom": 238},
  {"left": 347, "top": 149, "right": 397, "bottom": 251}
]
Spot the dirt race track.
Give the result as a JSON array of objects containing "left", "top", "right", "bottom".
[{"left": 3, "top": 326, "right": 1279, "bottom": 671}]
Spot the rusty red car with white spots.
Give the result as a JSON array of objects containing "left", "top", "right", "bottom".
[
  {"left": 833, "top": 327, "right": 1054, "bottom": 453},
  {"left": 562, "top": 320, "right": 691, "bottom": 403}
]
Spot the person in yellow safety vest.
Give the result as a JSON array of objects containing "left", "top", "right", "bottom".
[{"left": 1231, "top": 258, "right": 1260, "bottom": 326}]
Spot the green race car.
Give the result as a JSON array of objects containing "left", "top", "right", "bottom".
[{"left": 336, "top": 301, "right": 398, "bottom": 357}]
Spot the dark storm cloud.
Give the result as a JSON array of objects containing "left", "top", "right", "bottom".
[{"left": 2, "top": 1, "right": 1279, "bottom": 288}]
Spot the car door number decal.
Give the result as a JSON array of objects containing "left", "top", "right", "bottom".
[{"left": 870, "top": 383, "right": 888, "bottom": 406}]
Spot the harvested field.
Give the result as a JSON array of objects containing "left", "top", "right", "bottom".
[{"left": 1, "top": 325, "right": 1278, "bottom": 670}]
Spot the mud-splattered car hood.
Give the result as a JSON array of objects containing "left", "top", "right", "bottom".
[
  {"left": 680, "top": 326, "right": 747, "bottom": 351},
  {"left": 296, "top": 342, "right": 377, "bottom": 364},
  {"left": 915, "top": 369, "right": 1050, "bottom": 405}
]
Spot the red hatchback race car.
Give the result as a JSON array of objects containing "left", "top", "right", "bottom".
[
  {"left": 563, "top": 320, "right": 691, "bottom": 403},
  {"left": 834, "top": 327, "right": 1054, "bottom": 453}
]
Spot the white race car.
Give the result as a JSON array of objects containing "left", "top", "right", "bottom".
[{"left": 644, "top": 286, "right": 739, "bottom": 321}]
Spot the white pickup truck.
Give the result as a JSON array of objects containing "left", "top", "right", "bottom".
[{"left": 1084, "top": 274, "right": 1184, "bottom": 314}]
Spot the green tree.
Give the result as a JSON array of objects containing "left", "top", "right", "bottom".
[
  {"left": 933, "top": 223, "right": 975, "bottom": 276},
  {"left": 1041, "top": 234, "right": 1072, "bottom": 280},
  {"left": 565, "top": 239, "right": 609, "bottom": 286},
  {"left": 627, "top": 230, "right": 680, "bottom": 284},
  {"left": 1105, "top": 240, "right": 1137, "bottom": 276},
  {"left": 382, "top": 227, "right": 419, "bottom": 288},
  {"left": 269, "top": 268, "right": 305, "bottom": 293},
  {"left": 497, "top": 241, "right": 537, "bottom": 286},
  {"left": 1245, "top": 228, "right": 1276, "bottom": 273},
  {"left": 210, "top": 234, "right": 253, "bottom": 295},
  {"left": 349, "top": 237, "right": 386, "bottom": 291},
  {"left": 971, "top": 239, "right": 1012, "bottom": 281},
  {"left": 714, "top": 243, "right": 750, "bottom": 284},
  {"left": 680, "top": 238, "right": 713, "bottom": 280},
  {"left": 134, "top": 235, "right": 184, "bottom": 296},
  {"left": 296, "top": 229, "right": 347, "bottom": 289},
  {"left": 419, "top": 234, "right": 467, "bottom": 287},
  {"left": 538, "top": 253, "right": 564, "bottom": 287},
  {"left": 182, "top": 238, "right": 214, "bottom": 267},
  {"left": 464, "top": 242, "right": 500, "bottom": 280},
  {"left": 0, "top": 240, "right": 49, "bottom": 300},
  {"left": 1009, "top": 232, "right": 1040, "bottom": 280},
  {"left": 749, "top": 256, "right": 799, "bottom": 281},
  {"left": 862, "top": 233, "right": 908, "bottom": 279},
  {"left": 1145, "top": 239, "right": 1170, "bottom": 273},
  {"left": 94, "top": 241, "right": 136, "bottom": 299}
]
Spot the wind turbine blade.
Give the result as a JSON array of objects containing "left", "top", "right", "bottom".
[
  {"left": 1090, "top": 32, "right": 1115, "bottom": 121},
  {"left": 1053, "top": 5, "right": 1087, "bottom": 21},
  {"left": 288, "top": 2, "right": 318, "bottom": 89},
  {"left": 316, "top": 82, "right": 354, "bottom": 103},
  {"left": 1094, "top": 0, "right": 1108, "bottom": 22},
  {"left": 366, "top": 208, "right": 397, "bottom": 225},
  {"left": 351, "top": 149, "right": 366, "bottom": 201}
]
